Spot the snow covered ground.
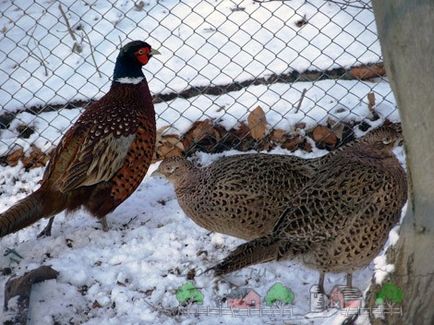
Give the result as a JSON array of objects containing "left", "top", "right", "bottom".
[
  {"left": 0, "top": 145, "right": 406, "bottom": 325},
  {"left": 1, "top": 0, "right": 377, "bottom": 112}
]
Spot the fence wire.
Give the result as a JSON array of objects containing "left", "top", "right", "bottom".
[{"left": 0, "top": 0, "right": 396, "bottom": 167}]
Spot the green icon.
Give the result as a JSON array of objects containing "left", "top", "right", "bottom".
[
  {"left": 265, "top": 282, "right": 295, "bottom": 306},
  {"left": 175, "top": 281, "right": 204, "bottom": 305},
  {"left": 375, "top": 282, "right": 404, "bottom": 305}
]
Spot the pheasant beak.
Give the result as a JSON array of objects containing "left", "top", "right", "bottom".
[{"left": 149, "top": 48, "right": 161, "bottom": 56}]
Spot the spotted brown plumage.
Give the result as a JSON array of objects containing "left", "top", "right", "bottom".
[
  {"left": 0, "top": 40, "right": 159, "bottom": 238},
  {"left": 155, "top": 153, "right": 318, "bottom": 240},
  {"left": 208, "top": 125, "right": 407, "bottom": 293},
  {"left": 155, "top": 124, "right": 402, "bottom": 241}
]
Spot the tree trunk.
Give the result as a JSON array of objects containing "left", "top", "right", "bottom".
[{"left": 366, "top": 1, "right": 434, "bottom": 324}]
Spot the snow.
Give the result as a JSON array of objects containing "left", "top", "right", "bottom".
[
  {"left": 372, "top": 203, "right": 407, "bottom": 286},
  {"left": 373, "top": 256, "right": 395, "bottom": 285},
  {"left": 0, "top": 145, "right": 406, "bottom": 324},
  {"left": 0, "top": 0, "right": 378, "bottom": 112},
  {"left": 388, "top": 226, "right": 400, "bottom": 246}
]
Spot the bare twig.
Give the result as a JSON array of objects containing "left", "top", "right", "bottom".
[
  {"left": 58, "top": 4, "right": 82, "bottom": 53},
  {"left": 33, "top": 44, "right": 49, "bottom": 76},
  {"left": 25, "top": 25, "right": 49, "bottom": 76},
  {"left": 30, "top": 52, "right": 49, "bottom": 76},
  {"left": 295, "top": 88, "right": 307, "bottom": 113},
  {"left": 81, "top": 29, "right": 102, "bottom": 78}
]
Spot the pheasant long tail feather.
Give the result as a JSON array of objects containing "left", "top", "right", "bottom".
[
  {"left": 0, "top": 189, "right": 47, "bottom": 237},
  {"left": 209, "top": 235, "right": 281, "bottom": 276}
]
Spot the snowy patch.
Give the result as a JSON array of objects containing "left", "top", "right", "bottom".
[
  {"left": 373, "top": 256, "right": 395, "bottom": 285},
  {"left": 372, "top": 202, "right": 407, "bottom": 286},
  {"left": 388, "top": 226, "right": 400, "bottom": 246},
  {"left": 0, "top": 145, "right": 406, "bottom": 324}
]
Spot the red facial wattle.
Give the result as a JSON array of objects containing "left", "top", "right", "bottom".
[{"left": 135, "top": 47, "right": 151, "bottom": 65}]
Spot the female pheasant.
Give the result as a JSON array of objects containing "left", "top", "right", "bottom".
[
  {"left": 155, "top": 124, "right": 402, "bottom": 243},
  {"left": 0, "top": 40, "right": 159, "bottom": 238},
  {"left": 155, "top": 154, "right": 317, "bottom": 240},
  {"left": 209, "top": 126, "right": 407, "bottom": 293}
]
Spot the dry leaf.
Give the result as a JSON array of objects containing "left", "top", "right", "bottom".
[
  {"left": 154, "top": 134, "right": 184, "bottom": 161},
  {"left": 302, "top": 139, "right": 313, "bottom": 152},
  {"left": 225, "top": 123, "right": 256, "bottom": 152},
  {"left": 247, "top": 106, "right": 267, "bottom": 140},
  {"left": 281, "top": 135, "right": 304, "bottom": 151},
  {"left": 22, "top": 146, "right": 50, "bottom": 169},
  {"left": 6, "top": 147, "right": 24, "bottom": 166},
  {"left": 182, "top": 120, "right": 224, "bottom": 152},
  {"left": 294, "top": 122, "right": 306, "bottom": 130},
  {"left": 312, "top": 126, "right": 338, "bottom": 148},
  {"left": 326, "top": 118, "right": 349, "bottom": 142},
  {"left": 92, "top": 300, "right": 102, "bottom": 309},
  {"left": 231, "top": 122, "right": 251, "bottom": 140},
  {"left": 351, "top": 64, "right": 385, "bottom": 80},
  {"left": 270, "top": 129, "right": 287, "bottom": 143}
]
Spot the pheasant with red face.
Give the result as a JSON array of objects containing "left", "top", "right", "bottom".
[{"left": 0, "top": 40, "right": 159, "bottom": 237}]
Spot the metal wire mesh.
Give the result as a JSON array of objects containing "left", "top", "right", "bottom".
[{"left": 0, "top": 0, "right": 396, "bottom": 167}]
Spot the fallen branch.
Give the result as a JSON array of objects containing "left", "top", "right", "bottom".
[{"left": 3, "top": 266, "right": 59, "bottom": 325}]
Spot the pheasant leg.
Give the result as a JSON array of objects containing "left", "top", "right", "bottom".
[
  {"left": 100, "top": 217, "right": 109, "bottom": 232},
  {"left": 37, "top": 217, "right": 55, "bottom": 238},
  {"left": 346, "top": 273, "right": 352, "bottom": 287},
  {"left": 318, "top": 272, "right": 326, "bottom": 294}
]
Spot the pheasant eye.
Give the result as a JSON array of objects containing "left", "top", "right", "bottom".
[{"left": 138, "top": 49, "right": 145, "bottom": 55}]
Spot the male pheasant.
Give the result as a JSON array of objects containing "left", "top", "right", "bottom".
[
  {"left": 0, "top": 40, "right": 159, "bottom": 238},
  {"left": 208, "top": 125, "right": 407, "bottom": 293}
]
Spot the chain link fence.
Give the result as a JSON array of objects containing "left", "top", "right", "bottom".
[{"left": 0, "top": 0, "right": 398, "bottom": 168}]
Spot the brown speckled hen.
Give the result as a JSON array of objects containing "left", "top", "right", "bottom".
[
  {"left": 0, "top": 40, "right": 159, "bottom": 238},
  {"left": 209, "top": 125, "right": 407, "bottom": 293}
]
